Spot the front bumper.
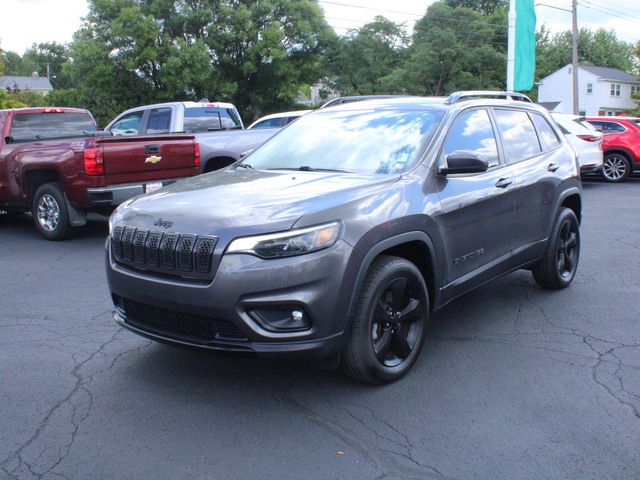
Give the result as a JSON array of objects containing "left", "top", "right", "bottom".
[{"left": 106, "top": 238, "right": 353, "bottom": 359}]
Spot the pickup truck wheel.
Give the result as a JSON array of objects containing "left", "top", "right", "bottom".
[
  {"left": 341, "top": 256, "right": 429, "bottom": 384},
  {"left": 532, "top": 208, "right": 580, "bottom": 289},
  {"left": 601, "top": 153, "right": 631, "bottom": 183},
  {"left": 32, "top": 182, "right": 73, "bottom": 240}
]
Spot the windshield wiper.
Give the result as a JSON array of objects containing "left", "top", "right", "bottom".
[
  {"left": 235, "top": 162, "right": 253, "bottom": 170},
  {"left": 267, "top": 166, "right": 351, "bottom": 173}
]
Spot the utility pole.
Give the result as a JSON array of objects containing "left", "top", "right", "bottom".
[{"left": 572, "top": 0, "right": 579, "bottom": 114}]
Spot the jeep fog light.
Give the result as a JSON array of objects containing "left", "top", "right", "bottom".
[
  {"left": 227, "top": 222, "right": 340, "bottom": 259},
  {"left": 249, "top": 307, "right": 311, "bottom": 332}
]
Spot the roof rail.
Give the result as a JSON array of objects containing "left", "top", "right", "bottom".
[{"left": 445, "top": 91, "right": 533, "bottom": 104}]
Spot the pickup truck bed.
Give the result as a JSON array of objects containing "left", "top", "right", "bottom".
[{"left": 0, "top": 107, "right": 199, "bottom": 240}]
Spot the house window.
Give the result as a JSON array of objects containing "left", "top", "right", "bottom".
[
  {"left": 632, "top": 85, "right": 640, "bottom": 96},
  {"left": 610, "top": 84, "right": 621, "bottom": 97},
  {"left": 586, "top": 83, "right": 593, "bottom": 94}
]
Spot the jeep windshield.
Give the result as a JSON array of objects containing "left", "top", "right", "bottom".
[{"left": 242, "top": 108, "right": 444, "bottom": 175}]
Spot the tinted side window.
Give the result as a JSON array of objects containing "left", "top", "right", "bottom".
[
  {"left": 441, "top": 109, "right": 499, "bottom": 168},
  {"left": 599, "top": 121, "right": 626, "bottom": 133},
  {"left": 110, "top": 111, "right": 144, "bottom": 136},
  {"left": 183, "top": 107, "right": 242, "bottom": 132},
  {"left": 530, "top": 113, "right": 560, "bottom": 151},
  {"left": 493, "top": 109, "right": 542, "bottom": 162},
  {"left": 146, "top": 108, "right": 171, "bottom": 134},
  {"left": 253, "top": 117, "right": 286, "bottom": 129}
]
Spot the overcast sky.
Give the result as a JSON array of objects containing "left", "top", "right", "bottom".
[{"left": 0, "top": 0, "right": 638, "bottom": 55}]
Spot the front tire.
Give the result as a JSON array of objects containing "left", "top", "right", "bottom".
[
  {"left": 32, "top": 182, "right": 73, "bottom": 241},
  {"left": 532, "top": 208, "right": 580, "bottom": 289},
  {"left": 601, "top": 153, "right": 631, "bottom": 183},
  {"left": 341, "top": 256, "right": 429, "bottom": 384}
]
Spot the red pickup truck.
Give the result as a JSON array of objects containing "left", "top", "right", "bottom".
[{"left": 0, "top": 107, "right": 200, "bottom": 240}]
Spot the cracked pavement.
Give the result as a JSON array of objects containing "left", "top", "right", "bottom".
[{"left": 1, "top": 179, "right": 639, "bottom": 479}]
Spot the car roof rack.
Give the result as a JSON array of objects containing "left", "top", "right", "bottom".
[{"left": 445, "top": 91, "right": 533, "bottom": 104}]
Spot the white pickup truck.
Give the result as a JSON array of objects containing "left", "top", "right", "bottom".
[{"left": 105, "top": 101, "right": 280, "bottom": 173}]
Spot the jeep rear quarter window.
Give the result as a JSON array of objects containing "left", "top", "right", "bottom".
[
  {"left": 183, "top": 107, "right": 242, "bottom": 132},
  {"left": 9, "top": 112, "right": 97, "bottom": 143},
  {"left": 530, "top": 113, "right": 561, "bottom": 151}
]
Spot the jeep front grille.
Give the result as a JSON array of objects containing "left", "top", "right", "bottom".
[{"left": 111, "top": 226, "right": 218, "bottom": 280}]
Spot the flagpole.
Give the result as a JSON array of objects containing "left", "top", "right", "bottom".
[{"left": 507, "top": 0, "right": 516, "bottom": 91}]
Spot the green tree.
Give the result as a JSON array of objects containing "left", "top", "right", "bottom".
[
  {"left": 444, "top": 0, "right": 507, "bottom": 15},
  {"left": 64, "top": 0, "right": 334, "bottom": 122},
  {"left": 324, "top": 16, "right": 408, "bottom": 96},
  {"left": 0, "top": 90, "right": 27, "bottom": 109},
  {"left": 22, "top": 42, "right": 72, "bottom": 88},
  {"left": 388, "top": 2, "right": 507, "bottom": 96}
]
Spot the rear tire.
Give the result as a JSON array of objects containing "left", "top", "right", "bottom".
[
  {"left": 32, "top": 182, "right": 73, "bottom": 241},
  {"left": 532, "top": 208, "right": 580, "bottom": 289},
  {"left": 601, "top": 153, "right": 631, "bottom": 183},
  {"left": 341, "top": 256, "right": 429, "bottom": 384}
]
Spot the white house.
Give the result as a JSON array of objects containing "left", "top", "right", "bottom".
[{"left": 537, "top": 64, "right": 640, "bottom": 116}]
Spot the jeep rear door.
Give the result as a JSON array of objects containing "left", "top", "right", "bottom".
[{"left": 493, "top": 109, "right": 565, "bottom": 253}]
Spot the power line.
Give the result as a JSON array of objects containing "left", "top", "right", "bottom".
[
  {"left": 579, "top": 0, "right": 640, "bottom": 21},
  {"left": 577, "top": 0, "right": 640, "bottom": 23}
]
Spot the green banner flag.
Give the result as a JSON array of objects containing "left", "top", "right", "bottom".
[{"left": 514, "top": 0, "right": 536, "bottom": 91}]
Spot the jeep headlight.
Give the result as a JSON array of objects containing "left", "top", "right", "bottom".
[{"left": 227, "top": 222, "right": 341, "bottom": 259}]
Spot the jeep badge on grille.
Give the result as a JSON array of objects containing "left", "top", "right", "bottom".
[{"left": 153, "top": 218, "right": 174, "bottom": 228}]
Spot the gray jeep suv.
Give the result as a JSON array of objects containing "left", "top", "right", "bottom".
[{"left": 106, "top": 92, "right": 582, "bottom": 384}]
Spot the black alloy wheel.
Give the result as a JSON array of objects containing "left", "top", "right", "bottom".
[
  {"left": 532, "top": 207, "right": 580, "bottom": 289},
  {"left": 371, "top": 277, "right": 424, "bottom": 367},
  {"left": 342, "top": 256, "right": 429, "bottom": 384}
]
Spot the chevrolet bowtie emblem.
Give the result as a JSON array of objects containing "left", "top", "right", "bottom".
[{"left": 145, "top": 155, "right": 162, "bottom": 164}]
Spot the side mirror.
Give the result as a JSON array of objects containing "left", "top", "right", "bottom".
[{"left": 438, "top": 151, "right": 489, "bottom": 175}]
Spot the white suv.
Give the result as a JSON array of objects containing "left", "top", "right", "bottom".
[{"left": 551, "top": 113, "right": 603, "bottom": 175}]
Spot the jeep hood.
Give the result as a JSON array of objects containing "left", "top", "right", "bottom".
[{"left": 111, "top": 169, "right": 399, "bottom": 243}]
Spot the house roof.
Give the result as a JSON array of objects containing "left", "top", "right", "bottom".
[
  {"left": 0, "top": 75, "right": 53, "bottom": 91},
  {"left": 578, "top": 65, "right": 638, "bottom": 83}
]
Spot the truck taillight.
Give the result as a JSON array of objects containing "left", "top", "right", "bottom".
[
  {"left": 84, "top": 147, "right": 104, "bottom": 175},
  {"left": 41, "top": 107, "right": 64, "bottom": 113},
  {"left": 194, "top": 142, "right": 201, "bottom": 167}
]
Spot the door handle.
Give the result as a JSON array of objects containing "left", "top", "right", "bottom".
[
  {"left": 547, "top": 162, "right": 559, "bottom": 172},
  {"left": 495, "top": 177, "right": 513, "bottom": 188}
]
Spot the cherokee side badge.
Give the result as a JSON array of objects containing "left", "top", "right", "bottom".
[{"left": 145, "top": 155, "right": 162, "bottom": 164}]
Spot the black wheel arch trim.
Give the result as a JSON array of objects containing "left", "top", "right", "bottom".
[
  {"left": 340, "top": 230, "right": 441, "bottom": 344},
  {"left": 555, "top": 185, "right": 582, "bottom": 225}
]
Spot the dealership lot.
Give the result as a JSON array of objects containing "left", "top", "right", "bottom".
[{"left": 1, "top": 179, "right": 639, "bottom": 479}]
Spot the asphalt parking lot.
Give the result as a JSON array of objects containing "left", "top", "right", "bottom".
[{"left": 1, "top": 178, "right": 639, "bottom": 480}]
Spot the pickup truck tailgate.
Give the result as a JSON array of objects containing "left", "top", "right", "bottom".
[{"left": 99, "top": 135, "right": 196, "bottom": 175}]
